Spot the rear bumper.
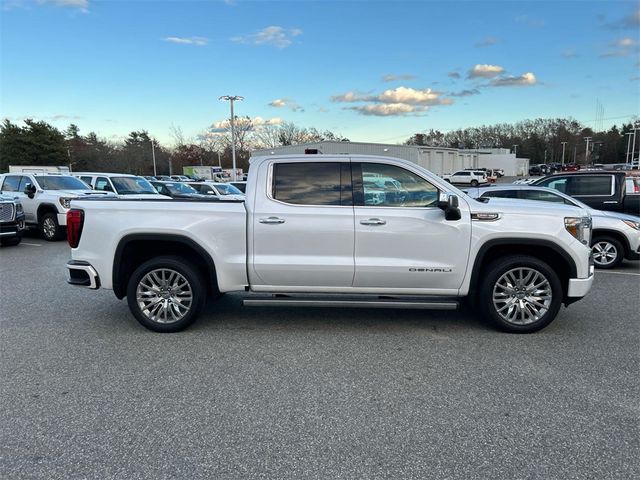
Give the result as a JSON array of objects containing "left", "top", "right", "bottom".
[{"left": 66, "top": 260, "right": 100, "bottom": 289}]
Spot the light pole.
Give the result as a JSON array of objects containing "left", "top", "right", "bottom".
[
  {"left": 632, "top": 125, "right": 640, "bottom": 168},
  {"left": 625, "top": 132, "right": 633, "bottom": 164},
  {"left": 219, "top": 95, "right": 244, "bottom": 181},
  {"left": 584, "top": 137, "right": 592, "bottom": 164},
  {"left": 151, "top": 139, "right": 157, "bottom": 176},
  {"left": 561, "top": 142, "right": 567, "bottom": 166},
  {"left": 512, "top": 144, "right": 518, "bottom": 157}
]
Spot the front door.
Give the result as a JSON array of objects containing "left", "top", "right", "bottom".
[
  {"left": 353, "top": 161, "right": 471, "bottom": 293},
  {"left": 250, "top": 159, "right": 355, "bottom": 289}
]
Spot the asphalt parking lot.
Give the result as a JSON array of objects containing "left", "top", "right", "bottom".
[{"left": 1, "top": 235, "right": 639, "bottom": 479}]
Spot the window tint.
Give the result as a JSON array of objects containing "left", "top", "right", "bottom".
[
  {"left": 455, "top": 171, "right": 471, "bottom": 176},
  {"left": 1, "top": 176, "right": 22, "bottom": 192},
  {"left": 519, "top": 190, "right": 568, "bottom": 203},
  {"left": 481, "top": 190, "right": 518, "bottom": 199},
  {"left": 95, "top": 177, "right": 113, "bottom": 192},
  {"left": 539, "top": 177, "right": 568, "bottom": 193},
  {"left": 360, "top": 163, "right": 438, "bottom": 208},
  {"left": 569, "top": 176, "right": 612, "bottom": 196},
  {"left": 80, "top": 176, "right": 93, "bottom": 186},
  {"left": 272, "top": 162, "right": 346, "bottom": 206},
  {"left": 18, "top": 176, "right": 31, "bottom": 191},
  {"left": 37, "top": 176, "right": 89, "bottom": 190}
]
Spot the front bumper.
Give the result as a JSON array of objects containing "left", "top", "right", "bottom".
[
  {"left": 67, "top": 260, "right": 100, "bottom": 289},
  {"left": 567, "top": 264, "right": 595, "bottom": 298},
  {"left": 0, "top": 215, "right": 26, "bottom": 237}
]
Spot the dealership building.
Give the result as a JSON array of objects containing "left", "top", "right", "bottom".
[{"left": 252, "top": 141, "right": 529, "bottom": 176}]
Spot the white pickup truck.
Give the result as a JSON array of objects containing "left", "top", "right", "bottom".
[{"left": 66, "top": 155, "right": 594, "bottom": 333}]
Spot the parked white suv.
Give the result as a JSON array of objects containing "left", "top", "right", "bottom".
[
  {"left": 74, "top": 173, "right": 168, "bottom": 199},
  {"left": 0, "top": 173, "right": 112, "bottom": 241},
  {"left": 443, "top": 170, "right": 488, "bottom": 186}
]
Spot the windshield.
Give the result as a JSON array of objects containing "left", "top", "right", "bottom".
[
  {"left": 213, "top": 183, "right": 243, "bottom": 195},
  {"left": 165, "top": 182, "right": 198, "bottom": 194},
  {"left": 111, "top": 177, "right": 158, "bottom": 195},
  {"left": 35, "top": 176, "right": 90, "bottom": 190}
]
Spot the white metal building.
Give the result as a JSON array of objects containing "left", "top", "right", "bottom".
[
  {"left": 252, "top": 141, "right": 480, "bottom": 176},
  {"left": 462, "top": 148, "right": 530, "bottom": 177}
]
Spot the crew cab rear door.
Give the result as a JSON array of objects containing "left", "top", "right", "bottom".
[
  {"left": 352, "top": 160, "right": 471, "bottom": 293},
  {"left": 249, "top": 158, "right": 355, "bottom": 288}
]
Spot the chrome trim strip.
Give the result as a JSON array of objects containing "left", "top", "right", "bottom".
[{"left": 243, "top": 299, "right": 459, "bottom": 310}]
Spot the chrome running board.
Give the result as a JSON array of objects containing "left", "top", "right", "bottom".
[{"left": 243, "top": 296, "right": 458, "bottom": 310}]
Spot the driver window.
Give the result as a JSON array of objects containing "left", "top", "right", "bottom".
[
  {"left": 95, "top": 177, "right": 113, "bottom": 192},
  {"left": 361, "top": 163, "right": 438, "bottom": 207}
]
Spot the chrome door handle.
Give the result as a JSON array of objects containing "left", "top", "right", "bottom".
[
  {"left": 259, "top": 216, "right": 285, "bottom": 224},
  {"left": 360, "top": 218, "right": 386, "bottom": 226},
  {"left": 602, "top": 201, "right": 618, "bottom": 204}
]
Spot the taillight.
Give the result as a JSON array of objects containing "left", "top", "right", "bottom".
[{"left": 67, "top": 209, "right": 84, "bottom": 248}]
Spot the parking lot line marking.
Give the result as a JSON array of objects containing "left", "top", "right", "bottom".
[
  {"left": 598, "top": 271, "right": 640, "bottom": 276},
  {"left": 20, "top": 242, "right": 42, "bottom": 247}
]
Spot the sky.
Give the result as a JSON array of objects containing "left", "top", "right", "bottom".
[{"left": 1, "top": 0, "right": 639, "bottom": 146}]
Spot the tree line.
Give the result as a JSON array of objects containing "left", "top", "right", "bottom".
[
  {"left": 405, "top": 117, "right": 639, "bottom": 164},
  {"left": 1, "top": 116, "right": 637, "bottom": 175},
  {"left": 0, "top": 118, "right": 348, "bottom": 175}
]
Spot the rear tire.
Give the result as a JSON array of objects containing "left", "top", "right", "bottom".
[
  {"left": 591, "top": 236, "right": 623, "bottom": 269},
  {"left": 479, "top": 255, "right": 563, "bottom": 333},
  {"left": 470, "top": 179, "right": 479, "bottom": 187},
  {"left": 40, "top": 213, "right": 65, "bottom": 241},
  {"left": 126, "top": 256, "right": 207, "bottom": 332}
]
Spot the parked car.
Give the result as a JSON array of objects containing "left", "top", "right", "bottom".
[
  {"left": 0, "top": 173, "right": 113, "bottom": 241},
  {"left": 528, "top": 164, "right": 549, "bottom": 176},
  {"left": 74, "top": 173, "right": 168, "bottom": 199},
  {"left": 0, "top": 194, "right": 25, "bottom": 247},
  {"left": 67, "top": 154, "right": 593, "bottom": 334},
  {"left": 467, "top": 185, "right": 640, "bottom": 269},
  {"left": 442, "top": 170, "right": 488, "bottom": 186},
  {"left": 561, "top": 163, "right": 581, "bottom": 172},
  {"left": 170, "top": 175, "right": 191, "bottom": 182},
  {"left": 188, "top": 182, "right": 245, "bottom": 201},
  {"left": 149, "top": 181, "right": 207, "bottom": 199},
  {"left": 533, "top": 171, "right": 639, "bottom": 214}
]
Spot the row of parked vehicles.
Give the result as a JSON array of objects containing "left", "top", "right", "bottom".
[{"left": 0, "top": 171, "right": 246, "bottom": 243}]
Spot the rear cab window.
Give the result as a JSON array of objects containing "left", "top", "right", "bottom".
[{"left": 1, "top": 176, "right": 22, "bottom": 192}]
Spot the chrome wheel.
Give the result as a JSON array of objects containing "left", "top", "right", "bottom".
[
  {"left": 43, "top": 217, "right": 57, "bottom": 239},
  {"left": 492, "top": 267, "right": 552, "bottom": 326},
  {"left": 592, "top": 241, "right": 618, "bottom": 267},
  {"left": 136, "top": 268, "right": 193, "bottom": 324}
]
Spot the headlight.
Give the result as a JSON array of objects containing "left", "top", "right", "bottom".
[
  {"left": 15, "top": 202, "right": 23, "bottom": 214},
  {"left": 622, "top": 219, "right": 640, "bottom": 231},
  {"left": 565, "top": 217, "right": 592, "bottom": 245},
  {"left": 58, "top": 197, "right": 74, "bottom": 209}
]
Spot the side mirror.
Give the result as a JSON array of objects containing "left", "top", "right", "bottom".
[
  {"left": 24, "top": 183, "right": 37, "bottom": 198},
  {"left": 438, "top": 193, "right": 461, "bottom": 221}
]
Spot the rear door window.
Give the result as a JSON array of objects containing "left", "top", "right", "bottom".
[
  {"left": 272, "top": 162, "right": 351, "bottom": 206},
  {"left": 568, "top": 176, "right": 613, "bottom": 196},
  {"left": 95, "top": 177, "right": 114, "bottom": 192}
]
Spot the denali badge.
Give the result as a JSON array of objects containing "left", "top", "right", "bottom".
[{"left": 409, "top": 268, "right": 453, "bottom": 273}]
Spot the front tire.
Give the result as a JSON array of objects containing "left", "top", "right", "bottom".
[
  {"left": 591, "top": 236, "right": 623, "bottom": 269},
  {"left": 470, "top": 179, "right": 479, "bottom": 187},
  {"left": 126, "top": 256, "right": 207, "bottom": 332},
  {"left": 479, "top": 255, "right": 563, "bottom": 333},
  {"left": 40, "top": 213, "right": 65, "bottom": 241}
]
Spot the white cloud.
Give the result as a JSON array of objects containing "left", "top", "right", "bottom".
[
  {"left": 164, "top": 36, "right": 208, "bottom": 46},
  {"left": 376, "top": 87, "right": 452, "bottom": 106},
  {"left": 468, "top": 64, "right": 505, "bottom": 79},
  {"left": 268, "top": 98, "right": 303, "bottom": 112},
  {"left": 450, "top": 89, "right": 480, "bottom": 97},
  {"left": 37, "top": 0, "right": 88, "bottom": 12},
  {"left": 330, "top": 91, "right": 367, "bottom": 102},
  {"left": 346, "top": 103, "right": 427, "bottom": 117},
  {"left": 231, "top": 26, "right": 302, "bottom": 49},
  {"left": 561, "top": 48, "right": 578, "bottom": 59},
  {"left": 489, "top": 72, "right": 537, "bottom": 87},
  {"left": 382, "top": 73, "right": 416, "bottom": 82},
  {"left": 613, "top": 37, "right": 637, "bottom": 47},
  {"left": 475, "top": 36, "right": 499, "bottom": 48}
]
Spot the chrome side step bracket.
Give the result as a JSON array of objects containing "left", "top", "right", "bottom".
[{"left": 243, "top": 297, "right": 458, "bottom": 310}]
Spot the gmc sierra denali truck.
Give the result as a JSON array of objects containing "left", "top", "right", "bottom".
[{"left": 66, "top": 155, "right": 594, "bottom": 334}]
